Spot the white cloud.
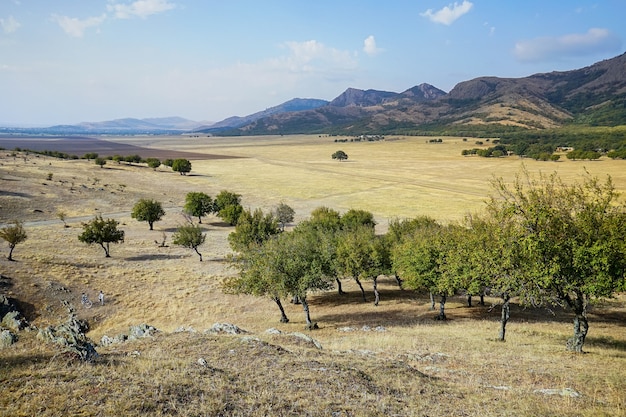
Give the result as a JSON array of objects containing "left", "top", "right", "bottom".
[
  {"left": 51, "top": 14, "right": 106, "bottom": 38},
  {"left": 363, "top": 35, "right": 383, "bottom": 56},
  {"left": 107, "top": 0, "right": 176, "bottom": 19},
  {"left": 0, "top": 15, "right": 21, "bottom": 34},
  {"left": 514, "top": 28, "right": 622, "bottom": 62},
  {"left": 279, "top": 40, "right": 358, "bottom": 73},
  {"left": 421, "top": 1, "right": 473, "bottom": 25}
]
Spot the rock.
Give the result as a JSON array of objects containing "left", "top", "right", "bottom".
[
  {"left": 534, "top": 388, "right": 581, "bottom": 398},
  {"left": 290, "top": 332, "right": 323, "bottom": 349},
  {"left": 265, "top": 328, "right": 282, "bottom": 335},
  {"left": 128, "top": 324, "right": 158, "bottom": 340},
  {"left": 198, "top": 358, "right": 208, "bottom": 367},
  {"left": 0, "top": 329, "right": 18, "bottom": 347},
  {"left": 2, "top": 311, "right": 26, "bottom": 331},
  {"left": 206, "top": 322, "right": 247, "bottom": 335},
  {"left": 36, "top": 313, "right": 97, "bottom": 362}
]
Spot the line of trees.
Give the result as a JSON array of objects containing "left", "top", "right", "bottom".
[{"left": 224, "top": 170, "right": 626, "bottom": 353}]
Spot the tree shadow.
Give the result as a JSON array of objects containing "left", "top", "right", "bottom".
[{"left": 124, "top": 254, "right": 188, "bottom": 261}]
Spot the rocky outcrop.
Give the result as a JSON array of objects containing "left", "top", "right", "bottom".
[{"left": 37, "top": 306, "right": 97, "bottom": 362}]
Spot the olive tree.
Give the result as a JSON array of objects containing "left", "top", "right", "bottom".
[
  {"left": 171, "top": 158, "right": 192, "bottom": 175},
  {"left": 227, "top": 208, "right": 280, "bottom": 253},
  {"left": 273, "top": 202, "right": 295, "bottom": 231},
  {"left": 172, "top": 223, "right": 206, "bottom": 261},
  {"left": 78, "top": 215, "right": 124, "bottom": 257},
  {"left": 0, "top": 220, "right": 27, "bottom": 261},
  {"left": 488, "top": 170, "right": 626, "bottom": 352},
  {"left": 184, "top": 192, "right": 213, "bottom": 224},
  {"left": 213, "top": 190, "right": 243, "bottom": 225},
  {"left": 131, "top": 199, "right": 165, "bottom": 230}
]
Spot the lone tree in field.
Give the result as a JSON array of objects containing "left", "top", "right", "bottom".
[
  {"left": 78, "top": 215, "right": 124, "bottom": 257},
  {"left": 488, "top": 169, "right": 626, "bottom": 353},
  {"left": 184, "top": 192, "right": 213, "bottom": 224},
  {"left": 131, "top": 199, "right": 165, "bottom": 230},
  {"left": 332, "top": 150, "right": 348, "bottom": 162},
  {"left": 0, "top": 220, "right": 27, "bottom": 261},
  {"left": 173, "top": 223, "right": 206, "bottom": 261},
  {"left": 273, "top": 202, "right": 295, "bottom": 231},
  {"left": 171, "top": 158, "right": 192, "bottom": 175}
]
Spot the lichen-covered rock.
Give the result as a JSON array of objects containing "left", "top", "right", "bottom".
[
  {"left": 290, "top": 332, "right": 323, "bottom": 349},
  {"left": 206, "top": 322, "right": 247, "bottom": 335},
  {"left": 2, "top": 310, "right": 26, "bottom": 331},
  {"left": 36, "top": 313, "right": 97, "bottom": 362},
  {"left": 128, "top": 324, "right": 159, "bottom": 340},
  {"left": 0, "top": 329, "right": 18, "bottom": 347}
]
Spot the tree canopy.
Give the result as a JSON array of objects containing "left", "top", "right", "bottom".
[
  {"left": 131, "top": 199, "right": 165, "bottom": 230},
  {"left": 0, "top": 220, "right": 27, "bottom": 261},
  {"left": 332, "top": 150, "right": 348, "bottom": 161},
  {"left": 171, "top": 158, "right": 192, "bottom": 175},
  {"left": 184, "top": 192, "right": 213, "bottom": 224},
  {"left": 214, "top": 190, "right": 243, "bottom": 225},
  {"left": 77, "top": 215, "right": 124, "bottom": 257},
  {"left": 173, "top": 223, "right": 206, "bottom": 261}
]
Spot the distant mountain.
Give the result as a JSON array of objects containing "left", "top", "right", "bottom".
[
  {"left": 225, "top": 53, "right": 626, "bottom": 135},
  {"left": 194, "top": 98, "right": 329, "bottom": 133}
]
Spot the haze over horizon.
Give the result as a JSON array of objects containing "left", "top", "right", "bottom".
[{"left": 1, "top": 1, "right": 624, "bottom": 127}]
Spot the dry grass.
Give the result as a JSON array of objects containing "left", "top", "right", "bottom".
[{"left": 1, "top": 135, "right": 625, "bottom": 416}]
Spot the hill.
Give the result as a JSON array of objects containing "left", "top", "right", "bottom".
[{"left": 228, "top": 52, "right": 626, "bottom": 135}]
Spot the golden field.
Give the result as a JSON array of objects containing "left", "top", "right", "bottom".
[{"left": 0, "top": 134, "right": 625, "bottom": 416}]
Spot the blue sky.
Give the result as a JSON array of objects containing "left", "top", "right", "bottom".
[{"left": 1, "top": 1, "right": 624, "bottom": 126}]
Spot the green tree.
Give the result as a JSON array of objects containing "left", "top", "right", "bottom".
[
  {"left": 78, "top": 215, "right": 124, "bottom": 257},
  {"left": 0, "top": 220, "right": 27, "bottom": 261},
  {"left": 184, "top": 192, "right": 213, "bottom": 224},
  {"left": 273, "top": 202, "right": 295, "bottom": 231},
  {"left": 94, "top": 157, "right": 107, "bottom": 168},
  {"left": 214, "top": 190, "right": 243, "bottom": 225},
  {"left": 341, "top": 208, "right": 376, "bottom": 230},
  {"left": 228, "top": 208, "right": 280, "bottom": 253},
  {"left": 145, "top": 158, "right": 161, "bottom": 170},
  {"left": 488, "top": 170, "right": 626, "bottom": 352},
  {"left": 332, "top": 150, "right": 348, "bottom": 161},
  {"left": 335, "top": 225, "right": 388, "bottom": 304},
  {"left": 171, "top": 158, "right": 192, "bottom": 175},
  {"left": 172, "top": 223, "right": 206, "bottom": 261},
  {"left": 131, "top": 199, "right": 165, "bottom": 230},
  {"left": 392, "top": 220, "right": 456, "bottom": 320}
]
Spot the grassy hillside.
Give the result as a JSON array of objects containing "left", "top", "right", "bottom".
[{"left": 1, "top": 135, "right": 625, "bottom": 416}]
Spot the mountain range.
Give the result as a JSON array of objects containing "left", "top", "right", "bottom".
[{"left": 3, "top": 52, "right": 625, "bottom": 136}]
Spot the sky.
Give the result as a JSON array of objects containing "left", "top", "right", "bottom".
[{"left": 1, "top": 1, "right": 625, "bottom": 126}]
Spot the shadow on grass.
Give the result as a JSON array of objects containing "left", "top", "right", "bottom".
[
  {"left": 124, "top": 254, "right": 188, "bottom": 261},
  {"left": 585, "top": 335, "right": 626, "bottom": 352}
]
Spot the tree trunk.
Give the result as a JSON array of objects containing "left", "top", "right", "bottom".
[
  {"left": 373, "top": 276, "right": 380, "bottom": 306},
  {"left": 355, "top": 277, "right": 366, "bottom": 302},
  {"left": 7, "top": 245, "right": 15, "bottom": 261},
  {"left": 198, "top": 216, "right": 202, "bottom": 224},
  {"left": 101, "top": 243, "right": 110, "bottom": 257},
  {"left": 149, "top": 221, "right": 154, "bottom": 230},
  {"left": 394, "top": 274, "right": 403, "bottom": 290},
  {"left": 336, "top": 278, "right": 345, "bottom": 295},
  {"left": 194, "top": 247, "right": 203, "bottom": 261},
  {"left": 467, "top": 294, "right": 472, "bottom": 307},
  {"left": 301, "top": 297, "right": 317, "bottom": 329},
  {"left": 498, "top": 293, "right": 510, "bottom": 341},
  {"left": 566, "top": 295, "right": 588, "bottom": 353},
  {"left": 480, "top": 293, "right": 485, "bottom": 306},
  {"left": 435, "top": 294, "right": 446, "bottom": 320},
  {"left": 290, "top": 295, "right": 301, "bottom": 304},
  {"left": 429, "top": 292, "right": 435, "bottom": 310},
  {"left": 272, "top": 297, "right": 289, "bottom": 323}
]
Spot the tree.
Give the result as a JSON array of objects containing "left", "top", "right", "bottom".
[
  {"left": 184, "top": 192, "right": 213, "bottom": 223},
  {"left": 94, "top": 157, "right": 107, "bottom": 168},
  {"left": 0, "top": 220, "right": 27, "bottom": 261},
  {"left": 228, "top": 208, "right": 280, "bottom": 253},
  {"left": 335, "top": 225, "right": 387, "bottom": 304},
  {"left": 488, "top": 169, "right": 626, "bottom": 352},
  {"left": 274, "top": 202, "right": 295, "bottom": 231},
  {"left": 171, "top": 158, "right": 192, "bottom": 175},
  {"left": 145, "top": 158, "right": 161, "bottom": 170},
  {"left": 341, "top": 208, "right": 376, "bottom": 230},
  {"left": 214, "top": 190, "right": 243, "bottom": 225},
  {"left": 57, "top": 210, "right": 68, "bottom": 228},
  {"left": 392, "top": 220, "right": 456, "bottom": 320},
  {"left": 172, "top": 223, "right": 206, "bottom": 261},
  {"left": 78, "top": 215, "right": 124, "bottom": 257},
  {"left": 332, "top": 150, "right": 348, "bottom": 161},
  {"left": 131, "top": 199, "right": 165, "bottom": 230}
]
